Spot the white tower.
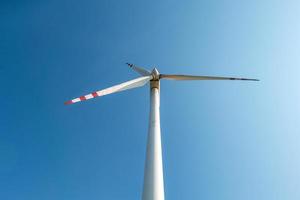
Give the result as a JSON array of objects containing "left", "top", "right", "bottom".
[{"left": 142, "top": 69, "right": 165, "bottom": 200}]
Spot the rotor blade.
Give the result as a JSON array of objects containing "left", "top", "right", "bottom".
[
  {"left": 160, "top": 74, "right": 259, "bottom": 81},
  {"left": 64, "top": 76, "right": 152, "bottom": 105},
  {"left": 126, "top": 63, "right": 151, "bottom": 76}
]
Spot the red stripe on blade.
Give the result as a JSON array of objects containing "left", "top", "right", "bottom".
[
  {"left": 79, "top": 96, "right": 86, "bottom": 101},
  {"left": 92, "top": 92, "right": 98, "bottom": 97}
]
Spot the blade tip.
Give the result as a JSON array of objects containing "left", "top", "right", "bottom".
[
  {"left": 242, "top": 78, "right": 260, "bottom": 81},
  {"left": 64, "top": 100, "right": 72, "bottom": 105}
]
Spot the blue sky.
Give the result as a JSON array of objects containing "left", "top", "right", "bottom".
[{"left": 1, "top": 0, "right": 300, "bottom": 199}]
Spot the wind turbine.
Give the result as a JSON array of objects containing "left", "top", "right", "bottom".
[{"left": 65, "top": 63, "right": 259, "bottom": 200}]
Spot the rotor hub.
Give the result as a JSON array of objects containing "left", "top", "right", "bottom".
[{"left": 151, "top": 68, "right": 160, "bottom": 80}]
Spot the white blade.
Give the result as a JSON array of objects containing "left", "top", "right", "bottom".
[
  {"left": 160, "top": 74, "right": 259, "bottom": 81},
  {"left": 126, "top": 63, "right": 151, "bottom": 76},
  {"left": 65, "top": 76, "right": 152, "bottom": 105}
]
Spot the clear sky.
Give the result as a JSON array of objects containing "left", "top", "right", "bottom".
[{"left": 1, "top": 0, "right": 300, "bottom": 199}]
